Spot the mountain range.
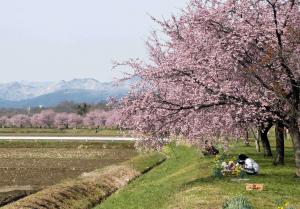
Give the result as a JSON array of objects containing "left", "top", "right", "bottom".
[{"left": 0, "top": 78, "right": 131, "bottom": 108}]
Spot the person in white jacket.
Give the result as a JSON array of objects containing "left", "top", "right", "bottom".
[{"left": 237, "top": 154, "right": 260, "bottom": 175}]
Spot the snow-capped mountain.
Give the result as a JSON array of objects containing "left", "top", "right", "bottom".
[{"left": 0, "top": 78, "right": 131, "bottom": 108}]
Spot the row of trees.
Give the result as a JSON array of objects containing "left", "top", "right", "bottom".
[
  {"left": 118, "top": 0, "right": 300, "bottom": 176},
  {"left": 0, "top": 109, "right": 120, "bottom": 129},
  {"left": 0, "top": 102, "right": 110, "bottom": 118}
]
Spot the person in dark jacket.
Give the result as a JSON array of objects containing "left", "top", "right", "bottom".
[{"left": 202, "top": 140, "right": 219, "bottom": 156}]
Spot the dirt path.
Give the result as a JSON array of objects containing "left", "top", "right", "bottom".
[{"left": 0, "top": 186, "right": 33, "bottom": 193}]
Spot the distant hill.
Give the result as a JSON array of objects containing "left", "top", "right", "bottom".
[{"left": 0, "top": 78, "right": 131, "bottom": 108}]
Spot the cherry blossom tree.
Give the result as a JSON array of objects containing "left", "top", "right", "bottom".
[
  {"left": 95, "top": 111, "right": 108, "bottom": 128},
  {"left": 118, "top": 0, "right": 300, "bottom": 175},
  {"left": 83, "top": 111, "right": 97, "bottom": 128},
  {"left": 0, "top": 116, "right": 8, "bottom": 128},
  {"left": 68, "top": 113, "right": 83, "bottom": 129},
  {"left": 9, "top": 114, "right": 31, "bottom": 128},
  {"left": 31, "top": 114, "right": 43, "bottom": 128},
  {"left": 83, "top": 110, "right": 107, "bottom": 129},
  {"left": 54, "top": 113, "right": 69, "bottom": 129},
  {"left": 1, "top": 109, "right": 118, "bottom": 130},
  {"left": 31, "top": 110, "right": 56, "bottom": 128},
  {"left": 105, "top": 110, "right": 121, "bottom": 128}
]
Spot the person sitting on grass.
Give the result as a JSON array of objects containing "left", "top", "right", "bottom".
[
  {"left": 202, "top": 140, "right": 219, "bottom": 156},
  {"left": 237, "top": 154, "right": 260, "bottom": 175}
]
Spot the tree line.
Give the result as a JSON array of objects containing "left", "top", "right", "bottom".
[{"left": 0, "top": 109, "right": 120, "bottom": 129}]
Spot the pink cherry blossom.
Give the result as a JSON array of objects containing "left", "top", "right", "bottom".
[
  {"left": 31, "top": 110, "right": 56, "bottom": 128},
  {"left": 0, "top": 116, "right": 8, "bottom": 128},
  {"left": 83, "top": 110, "right": 107, "bottom": 128},
  {"left": 117, "top": 0, "right": 300, "bottom": 175},
  {"left": 68, "top": 113, "right": 83, "bottom": 129},
  {"left": 105, "top": 110, "right": 121, "bottom": 127},
  {"left": 54, "top": 113, "right": 69, "bottom": 129},
  {"left": 9, "top": 114, "right": 31, "bottom": 128}
]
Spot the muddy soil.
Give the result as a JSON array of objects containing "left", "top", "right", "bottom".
[{"left": 0, "top": 143, "right": 136, "bottom": 206}]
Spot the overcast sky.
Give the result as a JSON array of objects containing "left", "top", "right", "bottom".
[{"left": 0, "top": 0, "right": 188, "bottom": 83}]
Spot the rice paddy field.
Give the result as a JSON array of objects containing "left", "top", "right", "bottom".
[{"left": 0, "top": 140, "right": 137, "bottom": 207}]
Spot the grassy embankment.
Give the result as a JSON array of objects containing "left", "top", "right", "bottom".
[
  {"left": 0, "top": 128, "right": 126, "bottom": 136},
  {"left": 95, "top": 133, "right": 300, "bottom": 209}
]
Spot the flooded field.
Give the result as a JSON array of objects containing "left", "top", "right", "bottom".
[{"left": 0, "top": 141, "right": 137, "bottom": 206}]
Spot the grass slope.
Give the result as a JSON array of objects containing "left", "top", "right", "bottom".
[{"left": 95, "top": 140, "right": 300, "bottom": 209}]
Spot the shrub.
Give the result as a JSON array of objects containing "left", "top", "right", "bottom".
[
  {"left": 223, "top": 196, "right": 253, "bottom": 209},
  {"left": 212, "top": 153, "right": 226, "bottom": 178},
  {"left": 275, "top": 198, "right": 296, "bottom": 209}
]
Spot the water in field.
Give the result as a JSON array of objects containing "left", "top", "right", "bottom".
[{"left": 0, "top": 141, "right": 137, "bottom": 206}]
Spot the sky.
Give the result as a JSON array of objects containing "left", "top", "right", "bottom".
[{"left": 0, "top": 0, "right": 188, "bottom": 83}]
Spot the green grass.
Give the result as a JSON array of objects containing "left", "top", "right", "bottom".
[
  {"left": 0, "top": 140, "right": 135, "bottom": 149},
  {"left": 0, "top": 128, "right": 127, "bottom": 136},
  {"left": 128, "top": 152, "right": 167, "bottom": 173},
  {"left": 94, "top": 138, "right": 300, "bottom": 209}
]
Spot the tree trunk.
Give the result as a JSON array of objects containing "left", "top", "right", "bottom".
[
  {"left": 250, "top": 128, "right": 260, "bottom": 152},
  {"left": 223, "top": 136, "right": 229, "bottom": 151},
  {"left": 261, "top": 131, "right": 273, "bottom": 157},
  {"left": 244, "top": 129, "right": 250, "bottom": 146},
  {"left": 259, "top": 123, "right": 273, "bottom": 157},
  {"left": 255, "top": 137, "right": 261, "bottom": 152},
  {"left": 274, "top": 121, "right": 284, "bottom": 165},
  {"left": 283, "top": 127, "right": 288, "bottom": 140},
  {"left": 288, "top": 120, "right": 300, "bottom": 177}
]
